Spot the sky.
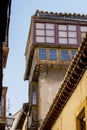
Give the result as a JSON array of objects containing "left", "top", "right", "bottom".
[{"left": 3, "top": 0, "right": 87, "bottom": 115}]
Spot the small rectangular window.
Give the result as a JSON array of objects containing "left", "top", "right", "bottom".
[
  {"left": 46, "top": 37, "right": 55, "bottom": 43},
  {"left": 32, "top": 109, "right": 37, "bottom": 122},
  {"left": 68, "top": 32, "right": 77, "bottom": 37},
  {"left": 36, "top": 30, "right": 45, "bottom": 36},
  {"left": 72, "top": 51, "right": 76, "bottom": 59},
  {"left": 58, "top": 25, "right": 67, "bottom": 30},
  {"left": 36, "top": 37, "right": 45, "bottom": 43},
  {"left": 39, "top": 49, "right": 46, "bottom": 60},
  {"left": 68, "top": 38, "right": 77, "bottom": 44},
  {"left": 46, "top": 23, "right": 54, "bottom": 29},
  {"left": 46, "top": 30, "right": 54, "bottom": 36},
  {"left": 50, "top": 49, "right": 57, "bottom": 60},
  {"left": 59, "top": 38, "right": 67, "bottom": 44},
  {"left": 36, "top": 23, "right": 44, "bottom": 29},
  {"left": 76, "top": 108, "right": 86, "bottom": 130},
  {"left": 68, "top": 25, "right": 76, "bottom": 31},
  {"left": 80, "top": 26, "right": 87, "bottom": 32},
  {"left": 61, "top": 50, "right": 69, "bottom": 60},
  {"left": 32, "top": 86, "right": 37, "bottom": 105},
  {"left": 59, "top": 31, "right": 67, "bottom": 37}
]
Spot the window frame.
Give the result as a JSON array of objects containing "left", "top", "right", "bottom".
[
  {"left": 61, "top": 50, "right": 69, "bottom": 60},
  {"left": 49, "top": 49, "right": 57, "bottom": 60},
  {"left": 75, "top": 97, "right": 87, "bottom": 130},
  {"left": 72, "top": 50, "right": 76, "bottom": 59},
  {"left": 39, "top": 48, "right": 47, "bottom": 60},
  {"left": 35, "top": 22, "right": 55, "bottom": 43},
  {"left": 34, "top": 22, "right": 87, "bottom": 46},
  {"left": 58, "top": 24, "right": 78, "bottom": 45}
]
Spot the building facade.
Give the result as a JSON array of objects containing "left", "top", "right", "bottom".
[
  {"left": 0, "top": 0, "right": 12, "bottom": 129},
  {"left": 24, "top": 10, "right": 87, "bottom": 130},
  {"left": 40, "top": 33, "right": 87, "bottom": 130}
]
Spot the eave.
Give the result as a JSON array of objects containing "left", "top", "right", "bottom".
[
  {"left": 35, "top": 10, "right": 87, "bottom": 22},
  {"left": 40, "top": 33, "right": 87, "bottom": 130}
]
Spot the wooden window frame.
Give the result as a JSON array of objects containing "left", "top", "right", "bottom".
[
  {"left": 61, "top": 50, "right": 69, "bottom": 60},
  {"left": 49, "top": 49, "right": 57, "bottom": 60},
  {"left": 75, "top": 97, "right": 87, "bottom": 130},
  {"left": 39, "top": 48, "right": 47, "bottom": 60},
  {"left": 35, "top": 22, "right": 55, "bottom": 44}
]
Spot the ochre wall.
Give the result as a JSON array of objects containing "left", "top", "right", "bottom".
[{"left": 51, "top": 70, "right": 87, "bottom": 130}]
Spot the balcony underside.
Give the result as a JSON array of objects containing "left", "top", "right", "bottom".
[{"left": 32, "top": 61, "right": 70, "bottom": 81}]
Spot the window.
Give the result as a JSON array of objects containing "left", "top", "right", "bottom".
[
  {"left": 80, "top": 26, "right": 87, "bottom": 41},
  {"left": 61, "top": 50, "right": 69, "bottom": 60},
  {"left": 35, "top": 23, "right": 55, "bottom": 43},
  {"left": 58, "top": 24, "right": 78, "bottom": 45},
  {"left": 32, "top": 86, "right": 37, "bottom": 105},
  {"left": 76, "top": 108, "right": 86, "bottom": 130},
  {"left": 39, "top": 49, "right": 46, "bottom": 59},
  {"left": 50, "top": 49, "right": 57, "bottom": 60},
  {"left": 72, "top": 50, "right": 76, "bottom": 59},
  {"left": 76, "top": 97, "right": 87, "bottom": 130},
  {"left": 32, "top": 109, "right": 37, "bottom": 122}
]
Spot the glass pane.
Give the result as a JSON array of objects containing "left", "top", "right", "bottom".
[
  {"left": 80, "top": 26, "right": 87, "bottom": 32},
  {"left": 46, "top": 30, "right": 54, "bottom": 36},
  {"left": 72, "top": 51, "right": 76, "bottom": 59},
  {"left": 59, "top": 31, "right": 67, "bottom": 37},
  {"left": 36, "top": 23, "right": 44, "bottom": 29},
  {"left": 46, "top": 23, "right": 54, "bottom": 29},
  {"left": 68, "top": 25, "right": 76, "bottom": 31},
  {"left": 36, "top": 37, "right": 45, "bottom": 42},
  {"left": 39, "top": 49, "right": 46, "bottom": 53},
  {"left": 39, "top": 49, "right": 46, "bottom": 59},
  {"left": 32, "top": 86, "right": 37, "bottom": 104},
  {"left": 50, "top": 50, "right": 57, "bottom": 60},
  {"left": 61, "top": 50, "right": 69, "bottom": 60},
  {"left": 68, "top": 32, "right": 77, "bottom": 37},
  {"left": 36, "top": 30, "right": 45, "bottom": 36},
  {"left": 50, "top": 49, "right": 56, "bottom": 54},
  {"left": 33, "top": 109, "right": 37, "bottom": 121},
  {"left": 59, "top": 38, "right": 67, "bottom": 44},
  {"left": 46, "top": 37, "right": 55, "bottom": 43},
  {"left": 58, "top": 25, "right": 67, "bottom": 30},
  {"left": 69, "top": 38, "right": 77, "bottom": 44}
]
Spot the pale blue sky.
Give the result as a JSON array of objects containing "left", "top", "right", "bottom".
[{"left": 3, "top": 0, "right": 87, "bottom": 115}]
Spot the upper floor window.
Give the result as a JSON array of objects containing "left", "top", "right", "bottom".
[
  {"left": 35, "top": 23, "right": 55, "bottom": 43},
  {"left": 61, "top": 50, "right": 69, "bottom": 60},
  {"left": 39, "top": 49, "right": 46, "bottom": 60},
  {"left": 32, "top": 86, "right": 37, "bottom": 105},
  {"left": 49, "top": 49, "right": 57, "bottom": 60},
  {"left": 80, "top": 26, "right": 87, "bottom": 41},
  {"left": 58, "top": 25, "right": 78, "bottom": 45},
  {"left": 72, "top": 50, "right": 76, "bottom": 59},
  {"left": 32, "top": 109, "right": 37, "bottom": 122}
]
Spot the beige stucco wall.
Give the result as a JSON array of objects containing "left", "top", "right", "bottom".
[
  {"left": 38, "top": 69, "right": 67, "bottom": 122},
  {"left": 51, "top": 69, "right": 87, "bottom": 130}
]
